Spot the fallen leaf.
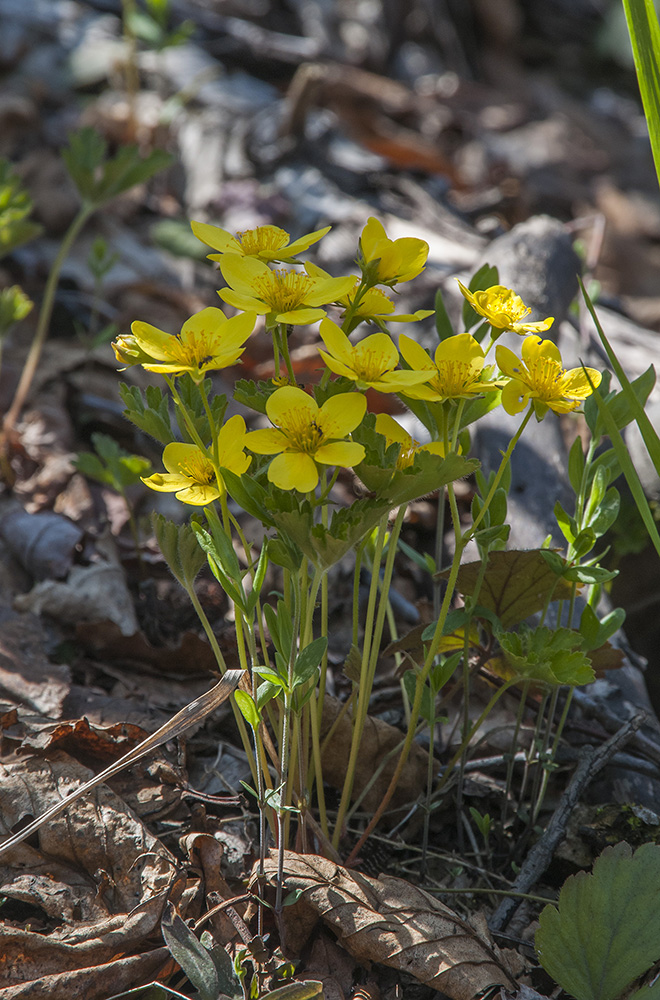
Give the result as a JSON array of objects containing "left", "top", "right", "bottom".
[
  {"left": 0, "top": 610, "right": 71, "bottom": 716},
  {"left": 444, "top": 550, "right": 576, "bottom": 629},
  {"left": 320, "top": 694, "right": 427, "bottom": 812},
  {"left": 260, "top": 852, "right": 516, "bottom": 1000}
]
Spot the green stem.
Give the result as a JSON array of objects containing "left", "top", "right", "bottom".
[
  {"left": 4, "top": 203, "right": 94, "bottom": 431},
  {"left": 278, "top": 323, "right": 296, "bottom": 383},
  {"left": 465, "top": 407, "right": 533, "bottom": 540}
]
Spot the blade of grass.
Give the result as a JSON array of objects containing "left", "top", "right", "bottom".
[
  {"left": 580, "top": 277, "right": 660, "bottom": 476},
  {"left": 622, "top": 0, "right": 660, "bottom": 189},
  {"left": 582, "top": 366, "right": 660, "bottom": 561}
]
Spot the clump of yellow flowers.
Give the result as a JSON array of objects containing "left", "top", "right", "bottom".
[{"left": 112, "top": 214, "right": 607, "bottom": 866}]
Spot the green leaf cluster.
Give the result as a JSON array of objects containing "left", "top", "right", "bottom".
[
  {"left": 62, "top": 127, "right": 172, "bottom": 207},
  {"left": 74, "top": 432, "right": 151, "bottom": 492},
  {"left": 0, "top": 159, "right": 42, "bottom": 257},
  {"left": 498, "top": 623, "right": 595, "bottom": 687}
]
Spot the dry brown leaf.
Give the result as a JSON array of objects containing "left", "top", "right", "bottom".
[
  {"left": 261, "top": 852, "right": 516, "bottom": 1000},
  {"left": 0, "top": 611, "right": 71, "bottom": 716},
  {"left": 0, "top": 944, "right": 171, "bottom": 1000},
  {"left": 320, "top": 694, "right": 427, "bottom": 812}
]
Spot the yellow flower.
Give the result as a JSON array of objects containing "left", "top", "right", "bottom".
[
  {"left": 457, "top": 281, "right": 554, "bottom": 336},
  {"left": 496, "top": 336, "right": 602, "bottom": 418},
  {"left": 218, "top": 257, "right": 354, "bottom": 327},
  {"left": 305, "top": 264, "right": 433, "bottom": 326},
  {"left": 245, "top": 386, "right": 366, "bottom": 492},
  {"left": 374, "top": 413, "right": 447, "bottom": 469},
  {"left": 191, "top": 221, "right": 331, "bottom": 264},
  {"left": 398, "top": 332, "right": 500, "bottom": 402},
  {"left": 318, "top": 317, "right": 432, "bottom": 393},
  {"left": 142, "top": 415, "right": 251, "bottom": 505},
  {"left": 359, "top": 216, "right": 429, "bottom": 285},
  {"left": 130, "top": 307, "right": 256, "bottom": 383}
]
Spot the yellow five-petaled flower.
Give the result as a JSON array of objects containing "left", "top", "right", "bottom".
[
  {"left": 398, "top": 332, "right": 500, "bottom": 402},
  {"left": 318, "top": 318, "right": 431, "bottom": 393},
  {"left": 457, "top": 281, "right": 554, "bottom": 337},
  {"left": 496, "top": 336, "right": 602, "bottom": 418},
  {"left": 141, "top": 415, "right": 251, "bottom": 505},
  {"left": 359, "top": 217, "right": 429, "bottom": 286},
  {"left": 217, "top": 257, "right": 354, "bottom": 328},
  {"left": 245, "top": 386, "right": 366, "bottom": 492},
  {"left": 126, "top": 307, "right": 256, "bottom": 382},
  {"left": 191, "top": 221, "right": 331, "bottom": 264}
]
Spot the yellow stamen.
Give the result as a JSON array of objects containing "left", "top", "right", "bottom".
[
  {"left": 237, "top": 227, "right": 289, "bottom": 255},
  {"left": 277, "top": 408, "right": 326, "bottom": 453},
  {"left": 180, "top": 452, "right": 215, "bottom": 484},
  {"left": 254, "top": 269, "right": 314, "bottom": 312},
  {"left": 433, "top": 359, "right": 479, "bottom": 395}
]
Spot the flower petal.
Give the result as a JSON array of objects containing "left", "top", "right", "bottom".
[
  {"left": 360, "top": 217, "right": 387, "bottom": 260},
  {"left": 218, "top": 289, "right": 270, "bottom": 315},
  {"left": 318, "top": 350, "right": 358, "bottom": 380},
  {"left": 319, "top": 317, "right": 354, "bottom": 364},
  {"left": 142, "top": 472, "right": 190, "bottom": 492},
  {"left": 267, "top": 386, "right": 318, "bottom": 425},
  {"left": 275, "top": 307, "right": 327, "bottom": 325},
  {"left": 245, "top": 428, "right": 288, "bottom": 454},
  {"left": 318, "top": 392, "right": 366, "bottom": 436},
  {"left": 435, "top": 333, "right": 484, "bottom": 366},
  {"left": 561, "top": 367, "right": 602, "bottom": 398},
  {"left": 495, "top": 345, "right": 524, "bottom": 378},
  {"left": 374, "top": 413, "right": 409, "bottom": 445},
  {"left": 131, "top": 321, "right": 177, "bottom": 361},
  {"left": 315, "top": 441, "right": 366, "bottom": 466},
  {"left": 176, "top": 483, "right": 221, "bottom": 505},
  {"left": 304, "top": 274, "right": 356, "bottom": 306},
  {"left": 521, "top": 335, "right": 560, "bottom": 367},
  {"left": 501, "top": 378, "right": 529, "bottom": 415},
  {"left": 268, "top": 452, "right": 319, "bottom": 492},
  {"left": 220, "top": 255, "right": 270, "bottom": 295},
  {"left": 399, "top": 334, "right": 434, "bottom": 371},
  {"left": 191, "top": 221, "right": 240, "bottom": 253}
]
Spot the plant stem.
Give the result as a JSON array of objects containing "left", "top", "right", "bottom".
[{"left": 4, "top": 203, "right": 94, "bottom": 433}]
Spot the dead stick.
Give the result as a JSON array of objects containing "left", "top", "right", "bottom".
[{"left": 488, "top": 712, "right": 645, "bottom": 933}]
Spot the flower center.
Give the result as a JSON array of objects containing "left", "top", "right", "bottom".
[
  {"left": 353, "top": 346, "right": 391, "bottom": 382},
  {"left": 170, "top": 329, "right": 216, "bottom": 368},
  {"left": 180, "top": 452, "right": 215, "bottom": 485},
  {"left": 278, "top": 408, "right": 326, "bottom": 453},
  {"left": 254, "top": 269, "right": 313, "bottom": 312},
  {"left": 238, "top": 227, "right": 289, "bottom": 255},
  {"left": 526, "top": 357, "right": 565, "bottom": 398},
  {"left": 433, "top": 359, "right": 477, "bottom": 396}
]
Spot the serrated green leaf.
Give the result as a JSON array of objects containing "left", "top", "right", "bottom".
[
  {"left": 233, "top": 378, "right": 279, "bottom": 415},
  {"left": 119, "top": 382, "right": 173, "bottom": 444},
  {"left": 152, "top": 513, "right": 206, "bottom": 589},
  {"left": 536, "top": 842, "right": 660, "bottom": 1000}
]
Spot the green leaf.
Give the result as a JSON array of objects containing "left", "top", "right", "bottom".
[
  {"left": 568, "top": 435, "right": 586, "bottom": 494},
  {"left": 434, "top": 287, "right": 455, "bottom": 342},
  {"left": 498, "top": 624, "right": 595, "bottom": 687},
  {"left": 234, "top": 690, "right": 260, "bottom": 729},
  {"left": 588, "top": 487, "right": 620, "bottom": 538},
  {"left": 577, "top": 337, "right": 660, "bottom": 562},
  {"left": 161, "top": 901, "right": 221, "bottom": 1000},
  {"left": 233, "top": 378, "right": 279, "bottom": 415},
  {"left": 563, "top": 564, "right": 618, "bottom": 584},
  {"left": 536, "top": 842, "right": 660, "bottom": 1000},
  {"left": 293, "top": 637, "right": 327, "bottom": 688},
  {"left": 152, "top": 513, "right": 206, "bottom": 590},
  {"left": 119, "top": 382, "right": 173, "bottom": 445},
  {"left": 403, "top": 669, "right": 434, "bottom": 724},
  {"left": 622, "top": 0, "right": 660, "bottom": 192},
  {"left": 554, "top": 500, "right": 578, "bottom": 544}
]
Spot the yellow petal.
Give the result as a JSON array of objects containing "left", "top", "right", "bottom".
[
  {"left": 318, "top": 392, "right": 366, "bottom": 437},
  {"left": 268, "top": 452, "right": 319, "bottom": 492},
  {"left": 495, "top": 345, "right": 524, "bottom": 378},
  {"left": 399, "top": 333, "right": 433, "bottom": 371},
  {"left": 521, "top": 335, "right": 560, "bottom": 366},
  {"left": 319, "top": 317, "right": 353, "bottom": 364},
  {"left": 305, "top": 273, "right": 356, "bottom": 306},
  {"left": 245, "top": 428, "right": 288, "bottom": 454},
  {"left": 142, "top": 472, "right": 190, "bottom": 492},
  {"left": 176, "top": 482, "right": 222, "bottom": 505},
  {"left": 131, "top": 321, "right": 176, "bottom": 361},
  {"left": 162, "top": 442, "right": 207, "bottom": 475},
  {"left": 435, "top": 333, "right": 484, "bottom": 366},
  {"left": 218, "top": 289, "right": 270, "bottom": 315},
  {"left": 501, "top": 379, "right": 529, "bottom": 415},
  {"left": 375, "top": 413, "right": 409, "bottom": 445},
  {"left": 315, "top": 441, "right": 366, "bottom": 466},
  {"left": 283, "top": 226, "right": 331, "bottom": 257},
  {"left": 318, "top": 350, "right": 357, "bottom": 380},
  {"left": 275, "top": 307, "right": 327, "bottom": 325},
  {"left": 267, "top": 386, "right": 318, "bottom": 425},
  {"left": 191, "top": 221, "right": 240, "bottom": 253},
  {"left": 220, "top": 255, "right": 270, "bottom": 295},
  {"left": 561, "top": 367, "right": 601, "bottom": 398},
  {"left": 360, "top": 217, "right": 387, "bottom": 260}
]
